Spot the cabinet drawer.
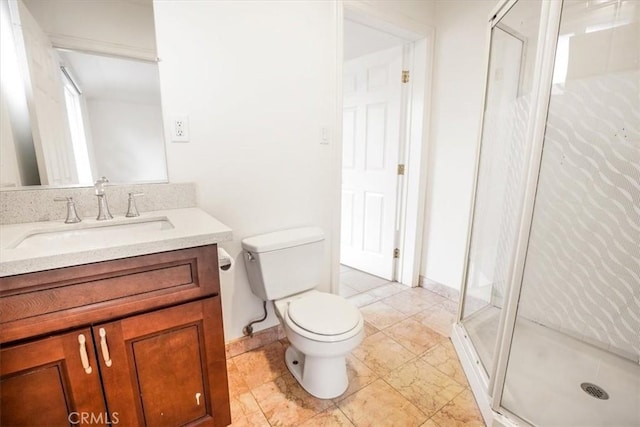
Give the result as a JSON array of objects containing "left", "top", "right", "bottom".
[{"left": 0, "top": 245, "right": 220, "bottom": 344}]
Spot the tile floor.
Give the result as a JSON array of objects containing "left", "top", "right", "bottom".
[{"left": 226, "top": 266, "right": 485, "bottom": 426}]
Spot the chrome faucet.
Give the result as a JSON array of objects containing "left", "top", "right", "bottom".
[
  {"left": 94, "top": 176, "right": 113, "bottom": 220},
  {"left": 126, "top": 192, "right": 144, "bottom": 217},
  {"left": 54, "top": 197, "right": 81, "bottom": 224}
]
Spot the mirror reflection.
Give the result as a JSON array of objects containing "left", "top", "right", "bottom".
[{"left": 0, "top": 0, "right": 167, "bottom": 188}]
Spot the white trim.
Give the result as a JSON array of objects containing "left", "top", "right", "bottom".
[
  {"left": 398, "top": 34, "right": 433, "bottom": 287},
  {"left": 490, "top": 0, "right": 563, "bottom": 409},
  {"left": 452, "top": 323, "right": 525, "bottom": 427},
  {"left": 49, "top": 34, "right": 157, "bottom": 62},
  {"left": 456, "top": 7, "right": 495, "bottom": 323},
  {"left": 330, "top": 1, "right": 344, "bottom": 295}
]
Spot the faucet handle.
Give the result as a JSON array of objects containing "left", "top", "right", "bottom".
[
  {"left": 126, "top": 192, "right": 144, "bottom": 217},
  {"left": 54, "top": 197, "right": 82, "bottom": 224},
  {"left": 94, "top": 176, "right": 109, "bottom": 195}
]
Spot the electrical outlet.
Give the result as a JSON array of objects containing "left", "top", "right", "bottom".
[{"left": 171, "top": 115, "right": 189, "bottom": 142}]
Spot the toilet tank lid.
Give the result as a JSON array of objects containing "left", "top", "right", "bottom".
[{"left": 241, "top": 226, "right": 324, "bottom": 253}]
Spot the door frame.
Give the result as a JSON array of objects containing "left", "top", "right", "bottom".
[{"left": 332, "top": 1, "right": 434, "bottom": 290}]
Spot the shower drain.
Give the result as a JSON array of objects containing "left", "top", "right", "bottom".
[{"left": 580, "top": 382, "right": 609, "bottom": 400}]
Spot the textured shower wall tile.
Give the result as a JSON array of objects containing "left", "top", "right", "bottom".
[
  {"left": 516, "top": 71, "right": 640, "bottom": 359},
  {"left": 384, "top": 359, "right": 466, "bottom": 417},
  {"left": 336, "top": 379, "right": 427, "bottom": 426},
  {"left": 0, "top": 182, "right": 196, "bottom": 224}
]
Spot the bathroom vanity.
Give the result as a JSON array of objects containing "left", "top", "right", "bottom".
[{"left": 0, "top": 208, "right": 233, "bottom": 426}]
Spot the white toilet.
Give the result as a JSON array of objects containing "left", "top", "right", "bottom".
[{"left": 242, "top": 226, "right": 364, "bottom": 399}]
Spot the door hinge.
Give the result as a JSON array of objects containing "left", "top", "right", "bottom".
[
  {"left": 393, "top": 248, "right": 400, "bottom": 259},
  {"left": 402, "top": 70, "right": 410, "bottom": 83},
  {"left": 397, "top": 164, "right": 405, "bottom": 175}
]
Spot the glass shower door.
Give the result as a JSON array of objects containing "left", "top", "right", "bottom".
[
  {"left": 502, "top": 0, "right": 640, "bottom": 425},
  {"left": 460, "top": 0, "right": 542, "bottom": 376}
]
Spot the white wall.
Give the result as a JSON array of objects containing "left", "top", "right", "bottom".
[
  {"left": 421, "top": 0, "right": 495, "bottom": 290},
  {"left": 153, "top": 0, "right": 338, "bottom": 341}
]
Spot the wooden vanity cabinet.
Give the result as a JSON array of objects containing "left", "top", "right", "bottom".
[{"left": 0, "top": 245, "right": 231, "bottom": 427}]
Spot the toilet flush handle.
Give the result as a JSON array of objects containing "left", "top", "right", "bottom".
[{"left": 246, "top": 252, "right": 255, "bottom": 262}]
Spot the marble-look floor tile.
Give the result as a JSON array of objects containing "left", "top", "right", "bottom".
[
  {"left": 340, "top": 269, "right": 390, "bottom": 292},
  {"left": 368, "top": 282, "right": 408, "bottom": 299},
  {"left": 336, "top": 354, "right": 379, "bottom": 399},
  {"left": 339, "top": 284, "right": 360, "bottom": 298},
  {"left": 383, "top": 317, "right": 445, "bottom": 355},
  {"left": 384, "top": 358, "right": 466, "bottom": 417},
  {"left": 347, "top": 292, "right": 378, "bottom": 308},
  {"left": 336, "top": 379, "right": 427, "bottom": 426},
  {"left": 232, "top": 341, "right": 287, "bottom": 389},
  {"left": 420, "top": 419, "right": 440, "bottom": 427},
  {"left": 383, "top": 288, "right": 448, "bottom": 316},
  {"left": 229, "top": 391, "right": 262, "bottom": 422},
  {"left": 299, "top": 406, "right": 354, "bottom": 426},
  {"left": 351, "top": 332, "right": 415, "bottom": 376},
  {"left": 363, "top": 321, "right": 379, "bottom": 337},
  {"left": 230, "top": 409, "right": 270, "bottom": 427},
  {"left": 429, "top": 388, "right": 484, "bottom": 427},
  {"left": 226, "top": 358, "right": 250, "bottom": 399},
  {"left": 359, "top": 301, "right": 408, "bottom": 329},
  {"left": 251, "top": 372, "right": 334, "bottom": 426},
  {"left": 422, "top": 340, "right": 468, "bottom": 386},
  {"left": 412, "top": 303, "right": 457, "bottom": 337}
]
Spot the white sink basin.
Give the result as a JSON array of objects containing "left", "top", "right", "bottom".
[{"left": 10, "top": 218, "right": 174, "bottom": 250}]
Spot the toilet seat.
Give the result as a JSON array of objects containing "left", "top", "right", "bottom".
[{"left": 278, "top": 291, "right": 363, "bottom": 343}]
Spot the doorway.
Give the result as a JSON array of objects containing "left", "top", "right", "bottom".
[{"left": 338, "top": 9, "right": 431, "bottom": 291}]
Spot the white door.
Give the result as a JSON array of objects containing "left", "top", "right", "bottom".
[
  {"left": 10, "top": 0, "right": 77, "bottom": 185},
  {"left": 341, "top": 45, "right": 403, "bottom": 280}
]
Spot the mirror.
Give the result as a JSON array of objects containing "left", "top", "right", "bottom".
[{"left": 0, "top": 0, "right": 168, "bottom": 188}]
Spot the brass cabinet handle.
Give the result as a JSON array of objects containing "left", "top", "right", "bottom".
[
  {"left": 78, "top": 334, "right": 93, "bottom": 374},
  {"left": 99, "top": 328, "right": 113, "bottom": 367}
]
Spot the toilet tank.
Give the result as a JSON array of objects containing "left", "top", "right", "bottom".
[{"left": 241, "top": 227, "right": 324, "bottom": 301}]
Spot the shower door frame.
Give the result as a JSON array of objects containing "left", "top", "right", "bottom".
[{"left": 451, "top": 0, "right": 564, "bottom": 425}]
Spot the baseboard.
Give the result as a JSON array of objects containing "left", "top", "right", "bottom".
[{"left": 225, "top": 325, "right": 286, "bottom": 359}]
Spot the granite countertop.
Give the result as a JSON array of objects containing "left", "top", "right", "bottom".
[{"left": 0, "top": 207, "right": 233, "bottom": 277}]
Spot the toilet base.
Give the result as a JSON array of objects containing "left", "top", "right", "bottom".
[{"left": 285, "top": 346, "right": 348, "bottom": 399}]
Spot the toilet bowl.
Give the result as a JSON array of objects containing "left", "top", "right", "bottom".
[
  {"left": 274, "top": 290, "right": 364, "bottom": 399},
  {"left": 241, "top": 226, "right": 364, "bottom": 399}
]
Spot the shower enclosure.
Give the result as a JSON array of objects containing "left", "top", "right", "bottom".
[{"left": 452, "top": 0, "right": 639, "bottom": 425}]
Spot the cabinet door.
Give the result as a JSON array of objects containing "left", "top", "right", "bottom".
[
  {"left": 97, "top": 297, "right": 231, "bottom": 427},
  {"left": 0, "top": 328, "right": 107, "bottom": 426}
]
